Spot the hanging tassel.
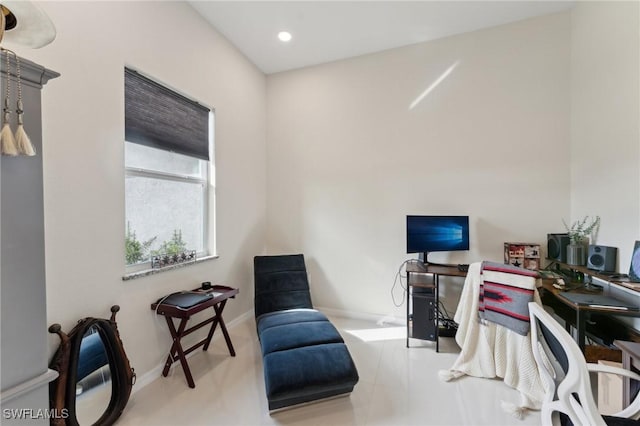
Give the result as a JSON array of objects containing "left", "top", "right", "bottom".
[
  {"left": 1, "top": 107, "right": 17, "bottom": 155},
  {"left": 0, "top": 49, "right": 17, "bottom": 156},
  {"left": 15, "top": 100, "right": 33, "bottom": 155},
  {"left": 14, "top": 55, "right": 34, "bottom": 156}
]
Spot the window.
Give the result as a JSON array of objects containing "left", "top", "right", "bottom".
[{"left": 124, "top": 68, "right": 214, "bottom": 269}]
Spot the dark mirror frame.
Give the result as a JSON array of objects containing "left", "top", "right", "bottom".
[{"left": 49, "top": 306, "right": 136, "bottom": 426}]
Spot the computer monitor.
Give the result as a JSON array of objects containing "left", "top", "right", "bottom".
[{"left": 406, "top": 215, "right": 470, "bottom": 264}]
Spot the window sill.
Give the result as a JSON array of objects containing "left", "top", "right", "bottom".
[{"left": 122, "top": 254, "right": 219, "bottom": 281}]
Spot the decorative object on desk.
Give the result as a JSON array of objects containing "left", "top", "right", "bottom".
[
  {"left": 562, "top": 215, "right": 600, "bottom": 266},
  {"left": 629, "top": 241, "right": 640, "bottom": 282},
  {"left": 566, "top": 244, "right": 586, "bottom": 266},
  {"left": 563, "top": 215, "right": 601, "bottom": 244},
  {"left": 151, "top": 249, "right": 196, "bottom": 269},
  {"left": 503, "top": 242, "right": 540, "bottom": 270}
]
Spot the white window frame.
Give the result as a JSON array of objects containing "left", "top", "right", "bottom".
[
  {"left": 124, "top": 109, "right": 215, "bottom": 273},
  {"left": 124, "top": 65, "right": 216, "bottom": 274}
]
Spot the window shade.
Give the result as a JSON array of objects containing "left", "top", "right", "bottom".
[{"left": 125, "top": 68, "right": 210, "bottom": 161}]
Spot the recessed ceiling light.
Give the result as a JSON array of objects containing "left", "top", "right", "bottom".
[{"left": 278, "top": 31, "right": 292, "bottom": 42}]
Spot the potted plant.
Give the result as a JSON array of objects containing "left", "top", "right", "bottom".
[{"left": 562, "top": 215, "right": 600, "bottom": 266}]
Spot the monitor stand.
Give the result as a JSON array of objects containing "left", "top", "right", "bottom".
[{"left": 419, "top": 252, "right": 449, "bottom": 267}]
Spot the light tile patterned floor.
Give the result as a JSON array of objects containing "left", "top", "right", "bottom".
[{"left": 118, "top": 315, "right": 541, "bottom": 426}]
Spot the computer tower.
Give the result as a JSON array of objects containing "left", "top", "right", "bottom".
[{"left": 411, "top": 291, "right": 437, "bottom": 340}]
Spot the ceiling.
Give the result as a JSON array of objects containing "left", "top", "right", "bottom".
[{"left": 189, "top": 1, "right": 574, "bottom": 75}]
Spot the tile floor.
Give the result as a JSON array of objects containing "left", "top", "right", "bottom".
[{"left": 118, "top": 315, "right": 542, "bottom": 426}]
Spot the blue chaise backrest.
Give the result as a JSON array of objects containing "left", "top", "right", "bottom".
[{"left": 254, "top": 254, "right": 314, "bottom": 319}]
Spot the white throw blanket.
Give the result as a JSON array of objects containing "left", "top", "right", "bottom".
[{"left": 439, "top": 262, "right": 549, "bottom": 416}]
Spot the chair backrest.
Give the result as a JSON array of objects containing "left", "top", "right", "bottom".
[
  {"left": 528, "top": 302, "right": 607, "bottom": 426},
  {"left": 254, "top": 254, "right": 314, "bottom": 319}
]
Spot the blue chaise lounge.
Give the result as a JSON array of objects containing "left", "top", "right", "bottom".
[{"left": 254, "top": 254, "right": 359, "bottom": 411}]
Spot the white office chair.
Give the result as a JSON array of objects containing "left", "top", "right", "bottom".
[{"left": 528, "top": 302, "right": 640, "bottom": 426}]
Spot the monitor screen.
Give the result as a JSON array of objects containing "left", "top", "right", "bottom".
[{"left": 406, "top": 215, "right": 470, "bottom": 253}]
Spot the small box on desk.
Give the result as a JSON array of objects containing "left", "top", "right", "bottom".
[{"left": 504, "top": 242, "right": 540, "bottom": 271}]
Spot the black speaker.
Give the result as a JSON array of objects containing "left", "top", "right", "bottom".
[
  {"left": 587, "top": 245, "right": 617, "bottom": 272},
  {"left": 547, "top": 233, "right": 570, "bottom": 262}
]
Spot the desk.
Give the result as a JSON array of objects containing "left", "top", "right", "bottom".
[
  {"left": 614, "top": 340, "right": 640, "bottom": 407},
  {"left": 405, "top": 263, "right": 467, "bottom": 351},
  {"left": 540, "top": 279, "right": 640, "bottom": 353},
  {"left": 151, "top": 285, "right": 238, "bottom": 388}
]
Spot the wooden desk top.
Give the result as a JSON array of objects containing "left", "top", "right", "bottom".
[
  {"left": 614, "top": 340, "right": 640, "bottom": 360},
  {"left": 540, "top": 280, "right": 640, "bottom": 316},
  {"left": 545, "top": 259, "right": 640, "bottom": 293},
  {"left": 405, "top": 262, "right": 468, "bottom": 278}
]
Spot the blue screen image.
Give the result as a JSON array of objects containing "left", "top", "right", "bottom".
[{"left": 406, "top": 216, "right": 470, "bottom": 253}]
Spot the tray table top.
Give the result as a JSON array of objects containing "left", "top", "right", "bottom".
[{"left": 151, "top": 285, "right": 238, "bottom": 318}]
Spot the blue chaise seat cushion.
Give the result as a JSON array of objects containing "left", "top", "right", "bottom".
[
  {"left": 259, "top": 319, "right": 344, "bottom": 355},
  {"left": 263, "top": 343, "right": 359, "bottom": 410}
]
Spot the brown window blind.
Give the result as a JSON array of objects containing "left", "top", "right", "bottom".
[{"left": 125, "top": 68, "right": 210, "bottom": 161}]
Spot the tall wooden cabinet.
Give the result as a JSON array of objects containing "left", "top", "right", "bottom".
[{"left": 0, "top": 55, "right": 59, "bottom": 424}]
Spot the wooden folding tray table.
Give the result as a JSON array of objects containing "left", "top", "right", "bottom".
[{"left": 151, "top": 285, "right": 239, "bottom": 388}]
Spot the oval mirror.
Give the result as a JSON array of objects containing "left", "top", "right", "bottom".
[
  {"left": 49, "top": 306, "right": 135, "bottom": 426},
  {"left": 75, "top": 325, "right": 112, "bottom": 425}
]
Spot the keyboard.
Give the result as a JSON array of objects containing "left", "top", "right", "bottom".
[{"left": 457, "top": 264, "right": 469, "bottom": 272}]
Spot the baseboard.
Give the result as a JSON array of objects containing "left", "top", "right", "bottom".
[
  {"left": 132, "top": 309, "right": 254, "bottom": 394},
  {"left": 0, "top": 369, "right": 59, "bottom": 403},
  {"left": 315, "top": 306, "right": 405, "bottom": 326}
]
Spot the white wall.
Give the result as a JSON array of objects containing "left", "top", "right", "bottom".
[
  {"left": 9, "top": 0, "right": 637, "bottom": 388},
  {"left": 266, "top": 13, "right": 571, "bottom": 317},
  {"left": 17, "top": 2, "right": 267, "bottom": 378},
  {"left": 570, "top": 1, "right": 640, "bottom": 272}
]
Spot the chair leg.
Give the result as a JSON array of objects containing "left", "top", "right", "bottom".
[
  {"left": 541, "top": 406, "right": 554, "bottom": 426},
  {"left": 541, "top": 402, "right": 563, "bottom": 426}
]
